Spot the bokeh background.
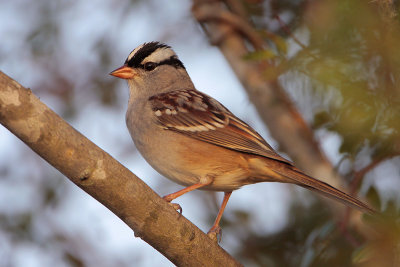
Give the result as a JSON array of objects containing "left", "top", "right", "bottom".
[{"left": 0, "top": 0, "right": 399, "bottom": 266}]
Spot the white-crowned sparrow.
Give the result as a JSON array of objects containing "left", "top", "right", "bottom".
[{"left": 110, "top": 42, "right": 374, "bottom": 237}]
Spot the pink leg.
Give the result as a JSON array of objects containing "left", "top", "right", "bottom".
[
  {"left": 163, "top": 182, "right": 212, "bottom": 202},
  {"left": 163, "top": 181, "right": 213, "bottom": 214},
  {"left": 207, "top": 191, "right": 232, "bottom": 239}
]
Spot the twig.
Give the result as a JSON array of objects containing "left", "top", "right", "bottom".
[
  {"left": 273, "top": 14, "right": 320, "bottom": 61},
  {"left": 274, "top": 15, "right": 308, "bottom": 51},
  {"left": 193, "top": 2, "right": 264, "bottom": 50},
  {"left": 339, "top": 155, "right": 395, "bottom": 232},
  {"left": 223, "top": 0, "right": 248, "bottom": 20},
  {"left": 350, "top": 156, "right": 393, "bottom": 195}
]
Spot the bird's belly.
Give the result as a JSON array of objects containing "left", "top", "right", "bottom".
[{"left": 133, "top": 129, "right": 252, "bottom": 191}]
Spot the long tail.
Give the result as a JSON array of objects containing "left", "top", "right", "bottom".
[{"left": 274, "top": 166, "right": 376, "bottom": 214}]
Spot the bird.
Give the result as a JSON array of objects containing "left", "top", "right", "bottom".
[{"left": 110, "top": 41, "right": 375, "bottom": 238}]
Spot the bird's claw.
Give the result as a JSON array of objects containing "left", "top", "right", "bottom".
[
  {"left": 169, "top": 202, "right": 182, "bottom": 214},
  {"left": 163, "top": 195, "right": 183, "bottom": 215},
  {"left": 207, "top": 225, "right": 222, "bottom": 243}
]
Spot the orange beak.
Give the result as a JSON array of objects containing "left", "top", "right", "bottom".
[{"left": 109, "top": 65, "right": 137, "bottom": 79}]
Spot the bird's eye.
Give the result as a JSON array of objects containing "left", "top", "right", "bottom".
[{"left": 144, "top": 62, "right": 157, "bottom": 71}]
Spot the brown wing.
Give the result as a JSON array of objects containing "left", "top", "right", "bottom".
[{"left": 148, "top": 89, "right": 292, "bottom": 164}]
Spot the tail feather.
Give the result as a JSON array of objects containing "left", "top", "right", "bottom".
[{"left": 275, "top": 166, "right": 376, "bottom": 214}]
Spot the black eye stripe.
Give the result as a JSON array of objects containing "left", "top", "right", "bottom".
[
  {"left": 138, "top": 56, "right": 185, "bottom": 70},
  {"left": 158, "top": 57, "right": 185, "bottom": 69}
]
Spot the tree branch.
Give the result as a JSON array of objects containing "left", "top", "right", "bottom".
[{"left": 0, "top": 71, "right": 242, "bottom": 267}]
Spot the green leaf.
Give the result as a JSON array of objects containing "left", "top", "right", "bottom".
[
  {"left": 243, "top": 49, "right": 276, "bottom": 61},
  {"left": 366, "top": 186, "right": 381, "bottom": 210},
  {"left": 313, "top": 111, "right": 332, "bottom": 129},
  {"left": 352, "top": 244, "right": 372, "bottom": 264}
]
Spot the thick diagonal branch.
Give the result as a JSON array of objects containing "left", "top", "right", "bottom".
[{"left": 0, "top": 71, "right": 242, "bottom": 267}]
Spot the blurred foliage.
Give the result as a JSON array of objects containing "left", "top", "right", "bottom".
[
  {"left": 233, "top": 201, "right": 353, "bottom": 266},
  {"left": 238, "top": 0, "right": 400, "bottom": 266},
  {"left": 245, "top": 0, "right": 400, "bottom": 161},
  {"left": 355, "top": 206, "right": 400, "bottom": 267},
  {"left": 220, "top": 187, "right": 400, "bottom": 267},
  {"left": 294, "top": 0, "right": 400, "bottom": 160}
]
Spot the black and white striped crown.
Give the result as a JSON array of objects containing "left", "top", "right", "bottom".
[{"left": 125, "top": 42, "right": 185, "bottom": 70}]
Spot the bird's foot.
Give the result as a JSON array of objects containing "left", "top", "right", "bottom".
[
  {"left": 163, "top": 196, "right": 183, "bottom": 214},
  {"left": 207, "top": 225, "right": 222, "bottom": 243},
  {"left": 169, "top": 202, "right": 182, "bottom": 214}
]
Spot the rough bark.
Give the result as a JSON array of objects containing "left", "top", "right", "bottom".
[{"left": 0, "top": 71, "right": 242, "bottom": 267}]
